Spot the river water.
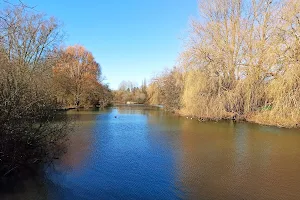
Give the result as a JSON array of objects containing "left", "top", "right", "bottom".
[{"left": 2, "top": 107, "right": 300, "bottom": 200}]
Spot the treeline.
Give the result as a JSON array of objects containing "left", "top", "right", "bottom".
[
  {"left": 113, "top": 80, "right": 147, "bottom": 104},
  {"left": 147, "top": 0, "right": 300, "bottom": 128},
  {"left": 0, "top": 4, "right": 111, "bottom": 180}
]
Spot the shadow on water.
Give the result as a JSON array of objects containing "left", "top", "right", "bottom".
[{"left": 1, "top": 106, "right": 300, "bottom": 200}]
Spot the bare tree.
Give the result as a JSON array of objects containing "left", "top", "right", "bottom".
[{"left": 0, "top": 5, "right": 68, "bottom": 179}]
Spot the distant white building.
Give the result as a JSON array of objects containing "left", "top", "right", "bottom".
[{"left": 126, "top": 101, "right": 137, "bottom": 105}]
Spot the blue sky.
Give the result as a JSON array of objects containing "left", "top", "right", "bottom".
[{"left": 3, "top": 0, "right": 198, "bottom": 89}]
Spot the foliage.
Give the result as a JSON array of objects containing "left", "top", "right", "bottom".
[
  {"left": 0, "top": 5, "right": 70, "bottom": 180},
  {"left": 113, "top": 80, "right": 147, "bottom": 104},
  {"left": 147, "top": 67, "right": 184, "bottom": 112},
  {"left": 53, "top": 45, "right": 111, "bottom": 108},
  {"left": 148, "top": 0, "right": 300, "bottom": 128}
]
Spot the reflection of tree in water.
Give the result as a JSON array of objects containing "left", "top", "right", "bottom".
[
  {"left": 0, "top": 175, "right": 51, "bottom": 200},
  {"left": 0, "top": 110, "right": 100, "bottom": 199},
  {"left": 116, "top": 105, "right": 161, "bottom": 116},
  {"left": 3, "top": 108, "right": 300, "bottom": 200},
  {"left": 178, "top": 120, "right": 300, "bottom": 200},
  {"left": 178, "top": 120, "right": 236, "bottom": 199},
  {"left": 57, "top": 111, "right": 99, "bottom": 170}
]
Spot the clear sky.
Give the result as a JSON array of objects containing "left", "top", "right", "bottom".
[{"left": 3, "top": 0, "right": 199, "bottom": 89}]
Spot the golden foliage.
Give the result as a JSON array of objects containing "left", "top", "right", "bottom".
[
  {"left": 149, "top": 0, "right": 300, "bottom": 128},
  {"left": 53, "top": 45, "right": 110, "bottom": 108}
]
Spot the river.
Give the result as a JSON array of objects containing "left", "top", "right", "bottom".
[{"left": 2, "top": 106, "right": 300, "bottom": 200}]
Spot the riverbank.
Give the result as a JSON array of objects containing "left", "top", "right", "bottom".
[
  {"left": 172, "top": 109, "right": 300, "bottom": 129},
  {"left": 112, "top": 103, "right": 163, "bottom": 108},
  {"left": 57, "top": 104, "right": 113, "bottom": 111}
]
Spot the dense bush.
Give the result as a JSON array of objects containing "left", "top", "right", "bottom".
[{"left": 0, "top": 5, "right": 69, "bottom": 180}]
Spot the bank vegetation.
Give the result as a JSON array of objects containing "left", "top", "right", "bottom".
[
  {"left": 147, "top": 0, "right": 300, "bottom": 128},
  {"left": 0, "top": 3, "right": 111, "bottom": 182},
  {"left": 113, "top": 80, "right": 147, "bottom": 104}
]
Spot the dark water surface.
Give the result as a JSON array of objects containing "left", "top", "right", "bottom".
[{"left": 2, "top": 107, "right": 300, "bottom": 200}]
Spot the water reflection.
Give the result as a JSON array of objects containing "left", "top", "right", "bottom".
[
  {"left": 47, "top": 107, "right": 182, "bottom": 199},
  {"left": 1, "top": 107, "right": 300, "bottom": 200},
  {"left": 57, "top": 111, "right": 99, "bottom": 171},
  {"left": 178, "top": 120, "right": 300, "bottom": 200}
]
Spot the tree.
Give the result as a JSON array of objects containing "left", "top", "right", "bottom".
[
  {"left": 149, "top": 0, "right": 300, "bottom": 127},
  {"left": 0, "top": 5, "right": 63, "bottom": 68},
  {"left": 180, "top": 0, "right": 282, "bottom": 119},
  {"left": 54, "top": 45, "right": 102, "bottom": 108},
  {"left": 0, "top": 5, "right": 68, "bottom": 179},
  {"left": 114, "top": 80, "right": 147, "bottom": 104},
  {"left": 147, "top": 67, "right": 184, "bottom": 112}
]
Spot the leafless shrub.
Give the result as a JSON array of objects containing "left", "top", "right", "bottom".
[{"left": 0, "top": 4, "right": 69, "bottom": 180}]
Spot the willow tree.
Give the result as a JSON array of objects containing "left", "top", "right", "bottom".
[
  {"left": 180, "top": 0, "right": 246, "bottom": 118},
  {"left": 147, "top": 67, "right": 184, "bottom": 112},
  {"left": 180, "top": 0, "right": 288, "bottom": 119},
  {"left": 252, "top": 0, "right": 300, "bottom": 127}
]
